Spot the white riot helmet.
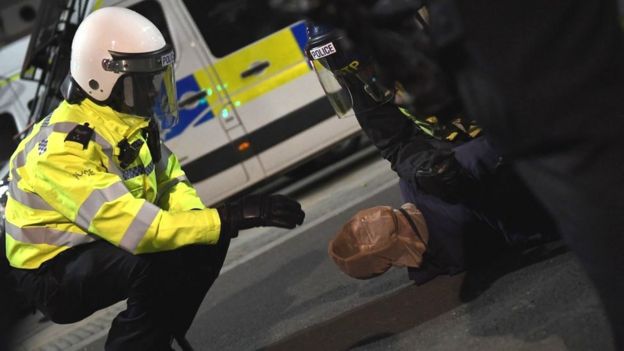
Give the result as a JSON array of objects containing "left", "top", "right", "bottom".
[{"left": 65, "top": 7, "right": 178, "bottom": 128}]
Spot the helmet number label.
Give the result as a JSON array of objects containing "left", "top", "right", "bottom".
[
  {"left": 309, "top": 42, "right": 337, "bottom": 60},
  {"left": 161, "top": 52, "right": 175, "bottom": 67}
]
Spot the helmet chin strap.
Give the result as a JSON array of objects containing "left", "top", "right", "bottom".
[
  {"left": 60, "top": 73, "right": 131, "bottom": 114},
  {"left": 60, "top": 75, "right": 88, "bottom": 105},
  {"left": 143, "top": 119, "right": 162, "bottom": 163}
]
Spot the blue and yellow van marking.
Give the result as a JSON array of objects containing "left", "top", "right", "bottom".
[
  {"left": 166, "top": 22, "right": 310, "bottom": 142},
  {"left": 291, "top": 22, "right": 309, "bottom": 53},
  {"left": 166, "top": 74, "right": 212, "bottom": 140}
]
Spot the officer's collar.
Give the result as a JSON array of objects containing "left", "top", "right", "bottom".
[{"left": 81, "top": 99, "right": 150, "bottom": 138}]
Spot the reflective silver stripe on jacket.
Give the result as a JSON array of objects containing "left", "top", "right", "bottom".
[
  {"left": 153, "top": 145, "right": 188, "bottom": 205},
  {"left": 52, "top": 122, "right": 122, "bottom": 177},
  {"left": 9, "top": 121, "right": 123, "bottom": 211},
  {"left": 122, "top": 162, "right": 155, "bottom": 180},
  {"left": 119, "top": 201, "right": 160, "bottom": 252},
  {"left": 154, "top": 176, "right": 188, "bottom": 205},
  {"left": 74, "top": 181, "right": 130, "bottom": 231},
  {"left": 12, "top": 122, "right": 121, "bottom": 176},
  {"left": 9, "top": 130, "right": 56, "bottom": 211},
  {"left": 4, "top": 221, "right": 96, "bottom": 247},
  {"left": 8, "top": 181, "right": 53, "bottom": 211},
  {"left": 155, "top": 144, "right": 173, "bottom": 175}
]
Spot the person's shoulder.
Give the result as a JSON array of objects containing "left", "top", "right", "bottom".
[
  {"left": 32, "top": 102, "right": 103, "bottom": 162},
  {"left": 48, "top": 100, "right": 91, "bottom": 125}
]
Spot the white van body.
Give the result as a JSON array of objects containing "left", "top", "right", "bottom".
[
  {"left": 0, "top": 0, "right": 362, "bottom": 205},
  {"left": 0, "top": 36, "right": 38, "bottom": 180}
]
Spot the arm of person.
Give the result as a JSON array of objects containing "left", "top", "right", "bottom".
[
  {"left": 32, "top": 141, "right": 221, "bottom": 254},
  {"left": 153, "top": 143, "right": 205, "bottom": 212},
  {"left": 352, "top": 87, "right": 474, "bottom": 203},
  {"left": 351, "top": 88, "right": 438, "bottom": 181}
]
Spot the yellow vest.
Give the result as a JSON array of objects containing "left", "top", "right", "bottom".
[{"left": 5, "top": 99, "right": 221, "bottom": 269}]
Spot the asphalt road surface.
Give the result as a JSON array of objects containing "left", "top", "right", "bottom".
[
  {"left": 181, "top": 191, "right": 611, "bottom": 351},
  {"left": 12, "top": 153, "right": 612, "bottom": 351}
]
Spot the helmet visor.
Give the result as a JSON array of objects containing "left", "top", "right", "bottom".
[
  {"left": 311, "top": 59, "right": 353, "bottom": 118},
  {"left": 307, "top": 34, "right": 393, "bottom": 118},
  {"left": 118, "top": 66, "right": 178, "bottom": 128},
  {"left": 104, "top": 45, "right": 179, "bottom": 129}
]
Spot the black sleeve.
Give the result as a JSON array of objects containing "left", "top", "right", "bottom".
[{"left": 350, "top": 85, "right": 442, "bottom": 185}]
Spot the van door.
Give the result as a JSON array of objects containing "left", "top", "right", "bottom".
[
  {"left": 0, "top": 37, "right": 36, "bottom": 179},
  {"left": 179, "top": 0, "right": 362, "bottom": 176},
  {"left": 118, "top": 0, "right": 262, "bottom": 204}
]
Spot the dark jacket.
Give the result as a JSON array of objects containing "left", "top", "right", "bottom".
[{"left": 350, "top": 85, "right": 478, "bottom": 203}]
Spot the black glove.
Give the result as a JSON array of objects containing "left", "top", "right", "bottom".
[
  {"left": 217, "top": 194, "right": 305, "bottom": 237},
  {"left": 413, "top": 149, "right": 476, "bottom": 204}
]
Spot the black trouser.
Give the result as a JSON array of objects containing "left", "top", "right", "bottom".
[
  {"left": 11, "top": 235, "right": 230, "bottom": 351},
  {"left": 1, "top": 232, "right": 18, "bottom": 350},
  {"left": 401, "top": 137, "right": 557, "bottom": 284}
]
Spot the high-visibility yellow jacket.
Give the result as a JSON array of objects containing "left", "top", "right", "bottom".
[{"left": 5, "top": 99, "right": 222, "bottom": 269}]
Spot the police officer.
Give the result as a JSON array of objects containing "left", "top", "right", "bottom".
[
  {"left": 306, "top": 24, "right": 556, "bottom": 283},
  {"left": 4, "top": 8, "right": 304, "bottom": 350},
  {"left": 283, "top": 0, "right": 624, "bottom": 347}
]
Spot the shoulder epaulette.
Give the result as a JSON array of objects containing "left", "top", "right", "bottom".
[{"left": 65, "top": 123, "right": 94, "bottom": 150}]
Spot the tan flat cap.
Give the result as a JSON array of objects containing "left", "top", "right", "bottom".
[{"left": 329, "top": 203, "right": 429, "bottom": 279}]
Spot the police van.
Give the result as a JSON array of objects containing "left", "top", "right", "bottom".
[
  {"left": 0, "top": 0, "right": 40, "bottom": 185},
  {"left": 0, "top": 0, "right": 362, "bottom": 205}
]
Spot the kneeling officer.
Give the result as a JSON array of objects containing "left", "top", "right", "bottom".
[
  {"left": 4, "top": 7, "right": 304, "bottom": 351},
  {"left": 306, "top": 24, "right": 555, "bottom": 283}
]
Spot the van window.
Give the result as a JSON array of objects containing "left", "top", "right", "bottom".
[
  {"left": 128, "top": 0, "right": 173, "bottom": 45},
  {"left": 0, "top": 113, "right": 18, "bottom": 169},
  {"left": 0, "top": 0, "right": 41, "bottom": 47},
  {"left": 182, "top": 0, "right": 292, "bottom": 57}
]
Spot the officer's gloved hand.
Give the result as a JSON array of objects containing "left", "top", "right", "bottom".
[
  {"left": 414, "top": 149, "right": 477, "bottom": 204},
  {"left": 217, "top": 194, "right": 305, "bottom": 238}
]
